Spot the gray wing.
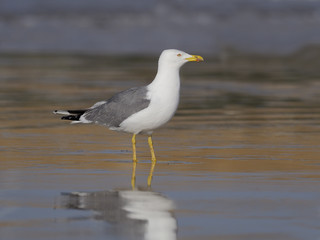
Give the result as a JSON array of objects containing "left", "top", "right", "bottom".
[{"left": 82, "top": 86, "right": 150, "bottom": 128}]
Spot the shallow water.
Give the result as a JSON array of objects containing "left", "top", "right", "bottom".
[{"left": 0, "top": 54, "right": 320, "bottom": 240}]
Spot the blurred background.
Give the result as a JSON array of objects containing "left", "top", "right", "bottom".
[
  {"left": 1, "top": 0, "right": 320, "bottom": 106},
  {"left": 1, "top": 0, "right": 320, "bottom": 56},
  {"left": 1, "top": 1, "right": 320, "bottom": 240}
]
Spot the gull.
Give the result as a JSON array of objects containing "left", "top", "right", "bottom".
[{"left": 54, "top": 49, "right": 204, "bottom": 186}]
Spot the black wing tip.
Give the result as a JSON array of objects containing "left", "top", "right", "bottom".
[
  {"left": 67, "top": 110, "right": 87, "bottom": 115},
  {"left": 54, "top": 109, "right": 87, "bottom": 121},
  {"left": 61, "top": 115, "right": 81, "bottom": 121}
]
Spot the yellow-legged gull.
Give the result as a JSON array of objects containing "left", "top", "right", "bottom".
[{"left": 54, "top": 49, "right": 204, "bottom": 186}]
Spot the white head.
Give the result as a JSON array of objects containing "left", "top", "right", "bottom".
[{"left": 158, "top": 49, "right": 204, "bottom": 69}]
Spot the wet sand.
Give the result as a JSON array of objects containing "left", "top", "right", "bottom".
[{"left": 0, "top": 54, "right": 320, "bottom": 240}]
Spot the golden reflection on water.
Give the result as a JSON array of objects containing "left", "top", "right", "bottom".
[{"left": 1, "top": 104, "right": 319, "bottom": 179}]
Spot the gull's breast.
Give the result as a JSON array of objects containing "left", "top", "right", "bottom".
[{"left": 118, "top": 84, "right": 180, "bottom": 134}]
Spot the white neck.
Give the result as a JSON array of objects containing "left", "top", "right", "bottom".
[{"left": 148, "top": 61, "right": 181, "bottom": 93}]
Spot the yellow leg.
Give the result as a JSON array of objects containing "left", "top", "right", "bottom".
[
  {"left": 131, "top": 160, "right": 137, "bottom": 189},
  {"left": 132, "top": 134, "right": 137, "bottom": 162},
  {"left": 147, "top": 160, "right": 156, "bottom": 187},
  {"left": 147, "top": 135, "right": 156, "bottom": 187},
  {"left": 148, "top": 136, "right": 156, "bottom": 162},
  {"left": 131, "top": 134, "right": 137, "bottom": 189}
]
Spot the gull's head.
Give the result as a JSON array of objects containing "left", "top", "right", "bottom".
[{"left": 159, "top": 49, "right": 204, "bottom": 69}]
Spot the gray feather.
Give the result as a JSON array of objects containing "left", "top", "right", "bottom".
[{"left": 82, "top": 87, "right": 150, "bottom": 127}]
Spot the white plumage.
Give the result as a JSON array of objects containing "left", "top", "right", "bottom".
[
  {"left": 55, "top": 49, "right": 203, "bottom": 135},
  {"left": 118, "top": 50, "right": 185, "bottom": 134}
]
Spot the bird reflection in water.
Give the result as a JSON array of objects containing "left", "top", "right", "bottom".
[
  {"left": 61, "top": 188, "right": 177, "bottom": 240},
  {"left": 131, "top": 159, "right": 156, "bottom": 189}
]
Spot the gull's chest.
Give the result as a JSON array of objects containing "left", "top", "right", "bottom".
[{"left": 148, "top": 81, "right": 180, "bottom": 115}]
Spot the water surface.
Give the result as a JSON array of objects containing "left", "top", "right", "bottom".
[{"left": 0, "top": 54, "right": 320, "bottom": 240}]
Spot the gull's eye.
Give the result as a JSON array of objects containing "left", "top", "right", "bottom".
[{"left": 177, "top": 53, "right": 181, "bottom": 57}]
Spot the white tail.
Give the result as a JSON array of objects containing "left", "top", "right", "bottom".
[{"left": 53, "top": 110, "right": 70, "bottom": 115}]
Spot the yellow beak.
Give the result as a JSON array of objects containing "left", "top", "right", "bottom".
[{"left": 185, "top": 55, "right": 204, "bottom": 62}]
